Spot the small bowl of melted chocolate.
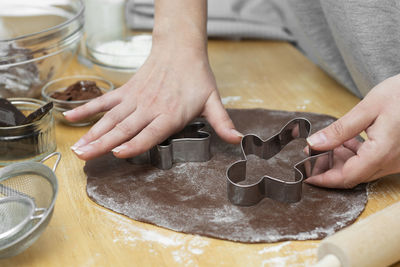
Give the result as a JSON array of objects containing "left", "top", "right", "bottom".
[{"left": 42, "top": 76, "right": 114, "bottom": 126}]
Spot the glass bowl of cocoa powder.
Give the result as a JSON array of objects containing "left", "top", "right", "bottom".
[{"left": 41, "top": 75, "right": 113, "bottom": 126}]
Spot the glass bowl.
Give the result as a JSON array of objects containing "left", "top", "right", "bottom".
[
  {"left": 0, "top": 98, "right": 56, "bottom": 166},
  {"left": 41, "top": 75, "right": 114, "bottom": 126},
  {"left": 86, "top": 34, "right": 152, "bottom": 86},
  {"left": 0, "top": 0, "right": 84, "bottom": 98}
]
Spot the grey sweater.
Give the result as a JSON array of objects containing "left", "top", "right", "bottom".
[
  {"left": 286, "top": 0, "right": 400, "bottom": 98},
  {"left": 126, "top": 0, "right": 400, "bottom": 98}
]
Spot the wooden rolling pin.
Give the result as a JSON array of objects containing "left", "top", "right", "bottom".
[{"left": 314, "top": 201, "right": 400, "bottom": 267}]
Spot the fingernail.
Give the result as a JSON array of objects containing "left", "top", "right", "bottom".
[
  {"left": 112, "top": 145, "right": 126, "bottom": 154},
  {"left": 72, "top": 139, "right": 99, "bottom": 152},
  {"left": 73, "top": 144, "right": 93, "bottom": 155},
  {"left": 63, "top": 110, "right": 75, "bottom": 117},
  {"left": 231, "top": 129, "right": 244, "bottom": 138},
  {"left": 304, "top": 177, "right": 314, "bottom": 184},
  {"left": 307, "top": 132, "right": 327, "bottom": 147},
  {"left": 71, "top": 138, "right": 87, "bottom": 150},
  {"left": 72, "top": 149, "right": 85, "bottom": 156}
]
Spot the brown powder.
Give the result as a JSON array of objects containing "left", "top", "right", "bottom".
[{"left": 51, "top": 80, "right": 103, "bottom": 101}]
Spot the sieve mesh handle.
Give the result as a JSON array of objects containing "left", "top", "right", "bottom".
[
  {"left": 40, "top": 152, "right": 61, "bottom": 172},
  {"left": 31, "top": 208, "right": 47, "bottom": 220}
]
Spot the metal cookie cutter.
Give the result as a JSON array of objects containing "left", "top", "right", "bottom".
[
  {"left": 129, "top": 121, "right": 211, "bottom": 170},
  {"left": 226, "top": 118, "right": 333, "bottom": 206}
]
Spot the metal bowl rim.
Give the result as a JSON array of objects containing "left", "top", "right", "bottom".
[{"left": 0, "top": 161, "right": 58, "bottom": 251}]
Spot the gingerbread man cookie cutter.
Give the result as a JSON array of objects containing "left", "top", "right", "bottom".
[
  {"left": 129, "top": 121, "right": 211, "bottom": 170},
  {"left": 226, "top": 118, "right": 333, "bottom": 206}
]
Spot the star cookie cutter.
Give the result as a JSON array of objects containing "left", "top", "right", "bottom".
[
  {"left": 128, "top": 121, "right": 211, "bottom": 170},
  {"left": 226, "top": 118, "right": 333, "bottom": 206}
]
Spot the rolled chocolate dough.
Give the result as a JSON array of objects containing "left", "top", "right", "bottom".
[{"left": 85, "top": 109, "right": 367, "bottom": 243}]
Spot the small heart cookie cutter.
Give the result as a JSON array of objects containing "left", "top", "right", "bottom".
[
  {"left": 226, "top": 118, "right": 333, "bottom": 206},
  {"left": 129, "top": 121, "right": 211, "bottom": 170}
]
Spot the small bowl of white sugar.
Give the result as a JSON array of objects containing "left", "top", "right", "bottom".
[{"left": 86, "top": 34, "right": 152, "bottom": 86}]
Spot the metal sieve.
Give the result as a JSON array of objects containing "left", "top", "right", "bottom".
[
  {"left": 0, "top": 196, "right": 46, "bottom": 240},
  {"left": 0, "top": 152, "right": 61, "bottom": 258}
]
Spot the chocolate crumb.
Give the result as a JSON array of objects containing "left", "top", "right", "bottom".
[{"left": 51, "top": 80, "right": 103, "bottom": 101}]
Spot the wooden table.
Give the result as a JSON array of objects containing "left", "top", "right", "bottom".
[{"left": 2, "top": 40, "right": 400, "bottom": 266}]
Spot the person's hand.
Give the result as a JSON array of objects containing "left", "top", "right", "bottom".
[
  {"left": 64, "top": 42, "right": 242, "bottom": 161},
  {"left": 305, "top": 74, "right": 400, "bottom": 188}
]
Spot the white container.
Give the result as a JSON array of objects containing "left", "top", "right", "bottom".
[
  {"left": 86, "top": 34, "right": 152, "bottom": 86},
  {"left": 83, "top": 0, "right": 126, "bottom": 39}
]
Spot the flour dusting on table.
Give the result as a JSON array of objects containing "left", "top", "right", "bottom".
[
  {"left": 94, "top": 205, "right": 318, "bottom": 266},
  {"left": 261, "top": 247, "right": 317, "bottom": 267},
  {"left": 221, "top": 96, "right": 241, "bottom": 105}
]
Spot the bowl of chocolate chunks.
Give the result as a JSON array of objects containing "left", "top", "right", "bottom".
[
  {"left": 0, "top": 98, "right": 56, "bottom": 166},
  {"left": 0, "top": 0, "right": 84, "bottom": 98},
  {"left": 41, "top": 75, "right": 114, "bottom": 126}
]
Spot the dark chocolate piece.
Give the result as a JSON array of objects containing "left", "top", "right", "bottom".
[
  {"left": 51, "top": 80, "right": 103, "bottom": 101},
  {"left": 85, "top": 109, "right": 368, "bottom": 243},
  {"left": 0, "top": 43, "right": 41, "bottom": 98},
  {"left": 22, "top": 102, "right": 53, "bottom": 125},
  {"left": 0, "top": 98, "right": 26, "bottom": 127}
]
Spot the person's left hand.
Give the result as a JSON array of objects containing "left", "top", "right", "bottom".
[{"left": 304, "top": 74, "right": 400, "bottom": 188}]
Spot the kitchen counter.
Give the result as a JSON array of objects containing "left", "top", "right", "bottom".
[{"left": 2, "top": 40, "right": 400, "bottom": 266}]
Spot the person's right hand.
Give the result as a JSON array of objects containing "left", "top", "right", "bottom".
[
  {"left": 64, "top": 38, "right": 242, "bottom": 161},
  {"left": 305, "top": 74, "right": 400, "bottom": 188}
]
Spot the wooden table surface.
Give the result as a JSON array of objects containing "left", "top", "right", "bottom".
[{"left": 2, "top": 40, "right": 400, "bottom": 267}]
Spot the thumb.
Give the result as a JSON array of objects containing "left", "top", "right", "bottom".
[
  {"left": 307, "top": 100, "right": 377, "bottom": 150},
  {"left": 202, "top": 92, "right": 243, "bottom": 144}
]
